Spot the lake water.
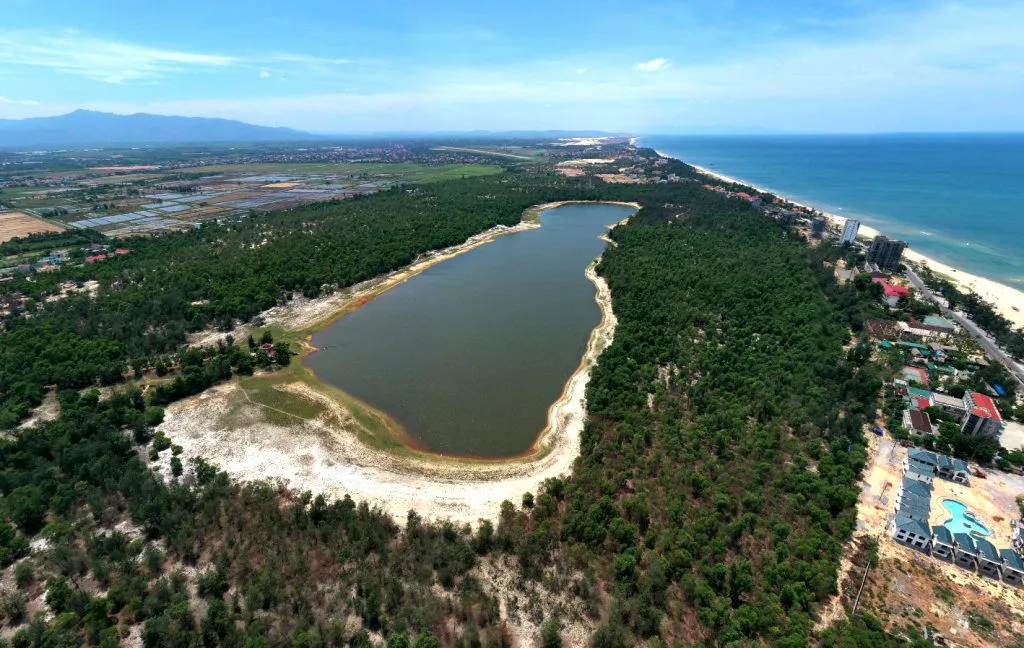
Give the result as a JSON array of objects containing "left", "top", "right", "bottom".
[
  {"left": 643, "top": 134, "right": 1024, "bottom": 289},
  {"left": 305, "top": 203, "right": 634, "bottom": 457}
]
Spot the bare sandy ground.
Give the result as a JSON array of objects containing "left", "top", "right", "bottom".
[
  {"left": 688, "top": 163, "right": 1024, "bottom": 329},
  {"left": 160, "top": 205, "right": 632, "bottom": 523},
  {"left": 0, "top": 211, "right": 64, "bottom": 243}
]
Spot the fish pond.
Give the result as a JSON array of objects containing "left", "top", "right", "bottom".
[{"left": 305, "top": 203, "right": 635, "bottom": 457}]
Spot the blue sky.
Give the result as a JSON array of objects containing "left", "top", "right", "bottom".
[{"left": 0, "top": 0, "right": 1021, "bottom": 133}]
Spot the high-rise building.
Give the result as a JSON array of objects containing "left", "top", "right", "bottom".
[
  {"left": 866, "top": 235, "right": 908, "bottom": 270},
  {"left": 840, "top": 219, "right": 860, "bottom": 245},
  {"left": 810, "top": 216, "right": 827, "bottom": 238}
]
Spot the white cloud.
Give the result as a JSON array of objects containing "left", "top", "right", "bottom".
[
  {"left": 576, "top": 67, "right": 588, "bottom": 74},
  {"left": 0, "top": 96, "right": 40, "bottom": 106},
  {"left": 634, "top": 57, "right": 670, "bottom": 72},
  {"left": 0, "top": 30, "right": 239, "bottom": 83},
  {"left": 260, "top": 69, "right": 271, "bottom": 78}
]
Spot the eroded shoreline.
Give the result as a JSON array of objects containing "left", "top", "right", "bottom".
[{"left": 159, "top": 202, "right": 636, "bottom": 522}]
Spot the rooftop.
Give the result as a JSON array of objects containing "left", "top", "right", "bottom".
[
  {"left": 969, "top": 391, "right": 1003, "bottom": 423},
  {"left": 954, "top": 532, "right": 977, "bottom": 552},
  {"left": 932, "top": 525, "right": 954, "bottom": 545},
  {"left": 908, "top": 448, "right": 938, "bottom": 466},
  {"left": 894, "top": 514, "right": 930, "bottom": 538},
  {"left": 923, "top": 315, "right": 956, "bottom": 329},
  {"left": 974, "top": 537, "right": 999, "bottom": 561},
  {"left": 1001, "top": 548, "right": 1024, "bottom": 571}
]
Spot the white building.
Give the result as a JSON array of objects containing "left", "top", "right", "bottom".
[{"left": 841, "top": 219, "right": 860, "bottom": 245}]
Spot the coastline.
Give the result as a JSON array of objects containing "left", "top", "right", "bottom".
[
  {"left": 678, "top": 158, "right": 1024, "bottom": 330},
  {"left": 159, "top": 202, "right": 636, "bottom": 522}
]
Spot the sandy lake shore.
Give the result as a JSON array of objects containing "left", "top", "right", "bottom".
[
  {"left": 686, "top": 162, "right": 1024, "bottom": 329},
  {"left": 160, "top": 203, "right": 635, "bottom": 522}
]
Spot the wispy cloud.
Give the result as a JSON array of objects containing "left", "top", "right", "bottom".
[
  {"left": 0, "top": 30, "right": 238, "bottom": 83},
  {"left": 634, "top": 57, "right": 670, "bottom": 72},
  {"left": 259, "top": 70, "right": 271, "bottom": 78},
  {"left": 0, "top": 96, "right": 40, "bottom": 106}
]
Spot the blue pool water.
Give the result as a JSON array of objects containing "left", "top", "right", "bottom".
[{"left": 942, "top": 498, "right": 992, "bottom": 537}]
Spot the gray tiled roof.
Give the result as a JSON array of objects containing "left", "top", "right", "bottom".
[
  {"left": 908, "top": 448, "right": 938, "bottom": 465},
  {"left": 901, "top": 477, "right": 932, "bottom": 497},
  {"left": 974, "top": 537, "right": 1000, "bottom": 562},
  {"left": 1001, "top": 548, "right": 1024, "bottom": 571},
  {"left": 894, "top": 514, "right": 930, "bottom": 538},
  {"left": 932, "top": 525, "right": 954, "bottom": 545},
  {"left": 954, "top": 532, "right": 977, "bottom": 553}
]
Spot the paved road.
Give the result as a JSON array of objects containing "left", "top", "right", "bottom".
[{"left": 905, "top": 268, "right": 1024, "bottom": 387}]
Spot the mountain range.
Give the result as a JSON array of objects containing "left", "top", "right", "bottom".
[{"left": 0, "top": 110, "right": 317, "bottom": 148}]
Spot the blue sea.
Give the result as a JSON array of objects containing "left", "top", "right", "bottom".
[{"left": 643, "top": 134, "right": 1024, "bottom": 289}]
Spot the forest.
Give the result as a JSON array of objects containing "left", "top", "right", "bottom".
[{"left": 0, "top": 163, "right": 922, "bottom": 646}]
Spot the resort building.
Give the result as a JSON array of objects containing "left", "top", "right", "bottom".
[
  {"left": 903, "top": 408, "right": 936, "bottom": 437},
  {"left": 931, "top": 526, "right": 956, "bottom": 561},
  {"left": 933, "top": 392, "right": 969, "bottom": 419},
  {"left": 811, "top": 216, "right": 827, "bottom": 238},
  {"left": 953, "top": 533, "right": 979, "bottom": 570},
  {"left": 866, "top": 235, "right": 908, "bottom": 270},
  {"left": 975, "top": 538, "right": 1003, "bottom": 579},
  {"left": 962, "top": 391, "right": 1004, "bottom": 437},
  {"left": 840, "top": 219, "right": 860, "bottom": 245},
  {"left": 1000, "top": 549, "right": 1024, "bottom": 586},
  {"left": 936, "top": 455, "right": 971, "bottom": 485},
  {"left": 891, "top": 515, "right": 931, "bottom": 551}
]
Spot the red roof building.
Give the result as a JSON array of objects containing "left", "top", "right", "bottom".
[
  {"left": 85, "top": 254, "right": 107, "bottom": 263},
  {"left": 872, "top": 277, "right": 911, "bottom": 298},
  {"left": 113, "top": 248, "right": 131, "bottom": 255},
  {"left": 962, "top": 391, "right": 1004, "bottom": 436}
]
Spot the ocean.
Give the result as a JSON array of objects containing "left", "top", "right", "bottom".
[{"left": 642, "top": 134, "right": 1024, "bottom": 289}]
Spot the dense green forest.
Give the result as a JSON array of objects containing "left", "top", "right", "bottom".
[{"left": 0, "top": 164, "right": 915, "bottom": 646}]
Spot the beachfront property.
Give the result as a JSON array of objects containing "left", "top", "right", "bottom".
[
  {"left": 810, "top": 216, "right": 827, "bottom": 238},
  {"left": 936, "top": 455, "right": 971, "bottom": 484},
  {"left": 866, "top": 235, "right": 908, "bottom": 270},
  {"left": 840, "top": 219, "right": 860, "bottom": 245},
  {"left": 921, "top": 315, "right": 956, "bottom": 335},
  {"left": 933, "top": 392, "right": 969, "bottom": 418},
  {"left": 891, "top": 514, "right": 931, "bottom": 551},
  {"left": 975, "top": 537, "right": 1003, "bottom": 579},
  {"left": 952, "top": 533, "right": 979, "bottom": 570},
  {"left": 931, "top": 526, "right": 955, "bottom": 560},
  {"left": 872, "top": 277, "right": 911, "bottom": 307},
  {"left": 962, "top": 391, "right": 1004, "bottom": 437},
  {"left": 1001, "top": 549, "right": 1024, "bottom": 585},
  {"left": 903, "top": 408, "right": 936, "bottom": 437}
]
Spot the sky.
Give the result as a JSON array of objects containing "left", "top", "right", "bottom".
[{"left": 0, "top": 0, "right": 1022, "bottom": 133}]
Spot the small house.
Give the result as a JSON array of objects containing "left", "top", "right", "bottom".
[
  {"left": 931, "top": 526, "right": 955, "bottom": 561},
  {"left": 899, "top": 477, "right": 932, "bottom": 500},
  {"left": 933, "top": 392, "right": 968, "bottom": 419},
  {"left": 903, "top": 409, "right": 936, "bottom": 436},
  {"left": 953, "top": 533, "right": 978, "bottom": 570},
  {"left": 1000, "top": 548, "right": 1024, "bottom": 586},
  {"left": 892, "top": 515, "right": 931, "bottom": 551},
  {"left": 974, "top": 537, "right": 1002, "bottom": 579},
  {"left": 897, "top": 499, "right": 931, "bottom": 523},
  {"left": 907, "top": 448, "right": 938, "bottom": 467},
  {"left": 936, "top": 455, "right": 970, "bottom": 485},
  {"left": 896, "top": 489, "right": 930, "bottom": 512}
]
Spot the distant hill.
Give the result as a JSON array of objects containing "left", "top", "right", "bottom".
[{"left": 0, "top": 110, "right": 317, "bottom": 148}]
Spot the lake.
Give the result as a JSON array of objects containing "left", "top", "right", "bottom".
[{"left": 305, "top": 202, "right": 635, "bottom": 457}]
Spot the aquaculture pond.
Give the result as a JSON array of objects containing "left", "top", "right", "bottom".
[{"left": 306, "top": 203, "right": 635, "bottom": 457}]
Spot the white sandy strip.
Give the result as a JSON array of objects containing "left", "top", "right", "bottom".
[
  {"left": 684, "top": 161, "right": 1024, "bottom": 330},
  {"left": 161, "top": 206, "right": 632, "bottom": 523}
]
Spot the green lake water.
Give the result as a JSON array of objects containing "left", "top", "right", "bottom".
[{"left": 305, "top": 203, "right": 634, "bottom": 457}]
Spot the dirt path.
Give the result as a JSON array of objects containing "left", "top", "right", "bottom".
[{"left": 159, "top": 203, "right": 636, "bottom": 523}]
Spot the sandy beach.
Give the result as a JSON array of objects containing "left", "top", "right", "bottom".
[{"left": 686, "top": 162, "right": 1024, "bottom": 329}]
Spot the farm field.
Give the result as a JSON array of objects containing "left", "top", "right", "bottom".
[{"left": 0, "top": 210, "right": 65, "bottom": 243}]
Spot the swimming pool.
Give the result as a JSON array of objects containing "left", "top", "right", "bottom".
[{"left": 942, "top": 498, "right": 992, "bottom": 537}]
